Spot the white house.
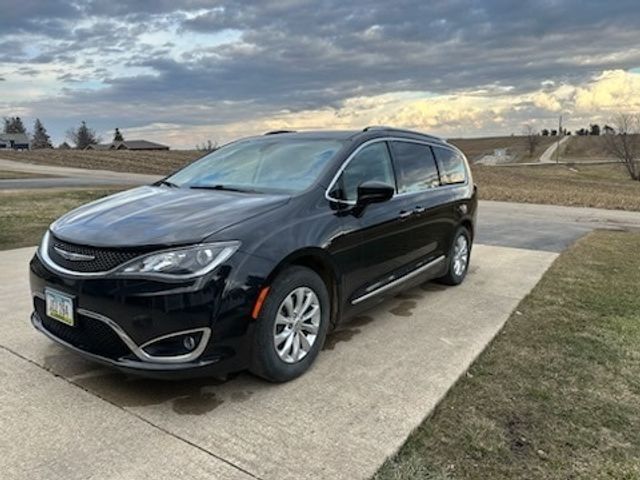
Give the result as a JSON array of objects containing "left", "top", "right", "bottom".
[{"left": 0, "top": 133, "right": 30, "bottom": 150}]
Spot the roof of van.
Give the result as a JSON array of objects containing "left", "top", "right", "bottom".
[{"left": 260, "top": 127, "right": 449, "bottom": 145}]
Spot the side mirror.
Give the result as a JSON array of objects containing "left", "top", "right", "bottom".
[{"left": 356, "top": 180, "right": 394, "bottom": 206}]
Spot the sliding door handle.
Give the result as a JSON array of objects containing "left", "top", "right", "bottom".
[
  {"left": 399, "top": 210, "right": 412, "bottom": 219},
  {"left": 414, "top": 206, "right": 426, "bottom": 214}
]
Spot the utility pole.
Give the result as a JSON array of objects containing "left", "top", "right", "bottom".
[{"left": 555, "top": 114, "right": 562, "bottom": 164}]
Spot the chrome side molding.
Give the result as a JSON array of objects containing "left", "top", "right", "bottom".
[{"left": 351, "top": 255, "right": 446, "bottom": 305}]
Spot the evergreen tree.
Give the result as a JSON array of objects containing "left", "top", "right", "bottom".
[
  {"left": 31, "top": 119, "right": 53, "bottom": 149},
  {"left": 113, "top": 127, "right": 124, "bottom": 142},
  {"left": 66, "top": 121, "right": 100, "bottom": 149},
  {"left": 3, "top": 116, "right": 27, "bottom": 134}
]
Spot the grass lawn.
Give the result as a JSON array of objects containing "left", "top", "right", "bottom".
[
  {"left": 0, "top": 188, "right": 124, "bottom": 250},
  {"left": 473, "top": 163, "right": 640, "bottom": 211},
  {"left": 375, "top": 230, "right": 640, "bottom": 480}
]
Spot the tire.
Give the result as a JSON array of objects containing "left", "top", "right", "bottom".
[
  {"left": 437, "top": 226, "right": 472, "bottom": 286},
  {"left": 249, "top": 266, "right": 330, "bottom": 382}
]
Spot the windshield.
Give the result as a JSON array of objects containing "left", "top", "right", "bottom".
[{"left": 167, "top": 138, "right": 345, "bottom": 193}]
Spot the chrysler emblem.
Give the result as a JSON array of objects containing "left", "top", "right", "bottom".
[{"left": 53, "top": 247, "right": 95, "bottom": 262}]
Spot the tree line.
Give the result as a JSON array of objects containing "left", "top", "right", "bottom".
[{"left": 2, "top": 117, "right": 127, "bottom": 149}]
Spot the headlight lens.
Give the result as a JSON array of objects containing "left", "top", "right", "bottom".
[{"left": 116, "top": 242, "right": 240, "bottom": 279}]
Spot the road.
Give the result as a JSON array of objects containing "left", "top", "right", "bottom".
[
  {"left": 0, "top": 177, "right": 149, "bottom": 189},
  {"left": 539, "top": 135, "right": 570, "bottom": 163},
  {"left": 2, "top": 200, "right": 640, "bottom": 479},
  {"left": 477, "top": 200, "right": 640, "bottom": 252}
]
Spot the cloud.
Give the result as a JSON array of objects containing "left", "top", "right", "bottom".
[
  {"left": 574, "top": 70, "right": 640, "bottom": 112},
  {"left": 1, "top": 1, "right": 640, "bottom": 145}
]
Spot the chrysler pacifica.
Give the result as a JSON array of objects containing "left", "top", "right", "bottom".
[{"left": 29, "top": 127, "right": 477, "bottom": 382}]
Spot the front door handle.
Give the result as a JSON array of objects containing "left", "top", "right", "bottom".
[
  {"left": 399, "top": 210, "right": 412, "bottom": 219},
  {"left": 414, "top": 206, "right": 426, "bottom": 214}
]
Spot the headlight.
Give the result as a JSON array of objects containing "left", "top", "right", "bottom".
[{"left": 116, "top": 242, "right": 240, "bottom": 279}]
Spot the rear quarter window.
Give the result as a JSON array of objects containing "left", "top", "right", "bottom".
[
  {"left": 389, "top": 141, "right": 439, "bottom": 193},
  {"left": 432, "top": 146, "right": 467, "bottom": 185}
]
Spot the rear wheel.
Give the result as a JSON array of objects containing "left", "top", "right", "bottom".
[
  {"left": 438, "top": 226, "right": 471, "bottom": 285},
  {"left": 250, "top": 266, "right": 330, "bottom": 382}
]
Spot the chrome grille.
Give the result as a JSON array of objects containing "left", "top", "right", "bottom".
[{"left": 48, "top": 235, "right": 150, "bottom": 273}]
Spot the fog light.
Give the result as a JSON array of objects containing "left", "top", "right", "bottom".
[
  {"left": 183, "top": 335, "right": 196, "bottom": 351},
  {"left": 141, "top": 330, "right": 205, "bottom": 358}
]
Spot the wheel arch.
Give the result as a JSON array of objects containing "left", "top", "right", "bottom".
[
  {"left": 264, "top": 248, "right": 341, "bottom": 328},
  {"left": 460, "top": 217, "right": 474, "bottom": 241}
]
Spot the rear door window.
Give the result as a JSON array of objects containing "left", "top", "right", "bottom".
[
  {"left": 330, "top": 142, "right": 395, "bottom": 202},
  {"left": 432, "top": 146, "right": 467, "bottom": 185},
  {"left": 389, "top": 141, "right": 440, "bottom": 193}
]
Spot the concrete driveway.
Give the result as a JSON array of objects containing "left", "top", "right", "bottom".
[{"left": 2, "top": 201, "right": 640, "bottom": 480}]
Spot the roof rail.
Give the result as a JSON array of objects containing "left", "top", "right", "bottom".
[
  {"left": 362, "top": 125, "right": 444, "bottom": 142},
  {"left": 264, "top": 130, "right": 296, "bottom": 135}
]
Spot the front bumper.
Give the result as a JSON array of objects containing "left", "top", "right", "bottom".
[
  {"left": 31, "top": 310, "right": 226, "bottom": 378},
  {"left": 28, "top": 248, "right": 272, "bottom": 378}
]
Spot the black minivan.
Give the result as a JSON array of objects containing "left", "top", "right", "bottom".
[{"left": 30, "top": 127, "right": 477, "bottom": 382}]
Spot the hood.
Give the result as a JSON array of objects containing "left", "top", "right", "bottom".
[{"left": 51, "top": 186, "right": 290, "bottom": 247}]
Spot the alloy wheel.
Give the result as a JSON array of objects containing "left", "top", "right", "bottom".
[
  {"left": 273, "top": 286, "right": 321, "bottom": 363},
  {"left": 452, "top": 234, "right": 469, "bottom": 277}
]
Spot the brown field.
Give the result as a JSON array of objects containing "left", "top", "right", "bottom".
[
  {"left": 473, "top": 162, "right": 640, "bottom": 210},
  {"left": 449, "top": 136, "right": 555, "bottom": 163},
  {"left": 0, "top": 136, "right": 559, "bottom": 176},
  {"left": 0, "top": 149, "right": 202, "bottom": 175},
  {"left": 560, "top": 134, "right": 638, "bottom": 160}
]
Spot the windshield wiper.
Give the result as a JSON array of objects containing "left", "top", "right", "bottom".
[
  {"left": 189, "top": 184, "right": 260, "bottom": 193},
  {"left": 155, "top": 179, "right": 179, "bottom": 188}
]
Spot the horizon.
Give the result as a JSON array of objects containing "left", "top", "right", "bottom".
[{"left": 2, "top": 1, "right": 640, "bottom": 148}]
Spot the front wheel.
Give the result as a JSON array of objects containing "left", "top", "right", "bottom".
[
  {"left": 438, "top": 226, "right": 472, "bottom": 285},
  {"left": 249, "top": 266, "right": 330, "bottom": 382}
]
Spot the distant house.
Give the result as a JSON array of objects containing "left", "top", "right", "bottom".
[
  {"left": 0, "top": 133, "right": 30, "bottom": 150},
  {"left": 84, "top": 143, "right": 112, "bottom": 150},
  {"left": 85, "top": 140, "right": 169, "bottom": 151}
]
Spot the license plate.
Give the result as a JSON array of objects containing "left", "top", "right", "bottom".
[{"left": 45, "top": 289, "right": 75, "bottom": 326}]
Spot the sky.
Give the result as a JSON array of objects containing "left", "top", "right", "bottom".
[{"left": 1, "top": 0, "right": 640, "bottom": 148}]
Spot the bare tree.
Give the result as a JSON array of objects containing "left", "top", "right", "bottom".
[
  {"left": 523, "top": 125, "right": 540, "bottom": 157},
  {"left": 196, "top": 140, "right": 218, "bottom": 152},
  {"left": 66, "top": 121, "right": 101, "bottom": 149},
  {"left": 604, "top": 114, "right": 640, "bottom": 181}
]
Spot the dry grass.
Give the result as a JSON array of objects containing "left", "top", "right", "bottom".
[
  {"left": 0, "top": 188, "right": 124, "bottom": 250},
  {"left": 449, "top": 136, "right": 555, "bottom": 163},
  {"left": 473, "top": 163, "right": 640, "bottom": 211},
  {"left": 562, "top": 135, "right": 611, "bottom": 160},
  {"left": 375, "top": 230, "right": 640, "bottom": 480},
  {"left": 0, "top": 150, "right": 202, "bottom": 175}
]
